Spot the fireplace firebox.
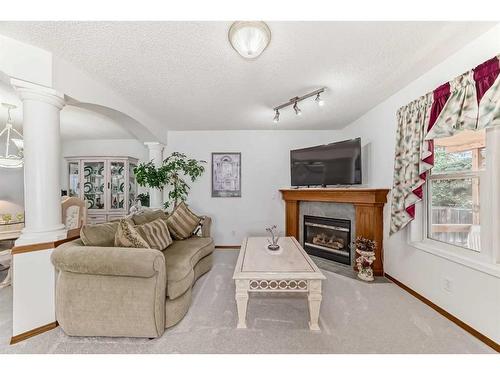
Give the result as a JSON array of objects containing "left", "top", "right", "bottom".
[{"left": 303, "top": 215, "right": 351, "bottom": 265}]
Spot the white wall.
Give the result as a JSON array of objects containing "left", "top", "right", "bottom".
[
  {"left": 0, "top": 167, "right": 24, "bottom": 218},
  {"left": 339, "top": 25, "right": 500, "bottom": 343},
  {"left": 0, "top": 34, "right": 52, "bottom": 86},
  {"left": 12, "top": 248, "right": 55, "bottom": 336},
  {"left": 168, "top": 130, "right": 343, "bottom": 245},
  {"left": 60, "top": 139, "right": 149, "bottom": 191}
]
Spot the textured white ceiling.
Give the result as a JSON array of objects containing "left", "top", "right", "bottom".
[{"left": 0, "top": 21, "right": 495, "bottom": 131}]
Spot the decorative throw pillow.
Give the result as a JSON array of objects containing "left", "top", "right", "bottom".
[
  {"left": 114, "top": 219, "right": 151, "bottom": 249},
  {"left": 81, "top": 221, "right": 120, "bottom": 247},
  {"left": 132, "top": 209, "right": 168, "bottom": 225},
  {"left": 135, "top": 217, "right": 173, "bottom": 250},
  {"left": 166, "top": 201, "right": 202, "bottom": 240}
]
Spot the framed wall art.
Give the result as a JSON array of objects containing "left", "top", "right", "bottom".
[{"left": 211, "top": 152, "right": 241, "bottom": 197}]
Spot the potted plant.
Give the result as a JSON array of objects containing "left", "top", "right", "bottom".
[
  {"left": 137, "top": 193, "right": 150, "bottom": 207},
  {"left": 134, "top": 152, "right": 206, "bottom": 210},
  {"left": 353, "top": 236, "right": 377, "bottom": 282}
]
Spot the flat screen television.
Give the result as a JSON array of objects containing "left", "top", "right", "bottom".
[{"left": 290, "top": 138, "right": 362, "bottom": 186}]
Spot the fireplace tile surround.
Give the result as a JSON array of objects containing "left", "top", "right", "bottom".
[
  {"left": 280, "top": 188, "right": 389, "bottom": 276},
  {"left": 299, "top": 202, "right": 356, "bottom": 265}
]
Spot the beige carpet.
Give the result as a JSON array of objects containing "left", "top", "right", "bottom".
[{"left": 0, "top": 250, "right": 494, "bottom": 353}]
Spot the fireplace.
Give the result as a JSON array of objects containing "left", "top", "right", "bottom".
[
  {"left": 281, "top": 188, "right": 389, "bottom": 275},
  {"left": 303, "top": 215, "right": 351, "bottom": 265}
]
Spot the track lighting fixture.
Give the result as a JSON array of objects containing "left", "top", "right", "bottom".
[
  {"left": 273, "top": 109, "right": 280, "bottom": 123},
  {"left": 272, "top": 87, "right": 325, "bottom": 123},
  {"left": 293, "top": 101, "right": 302, "bottom": 116}
]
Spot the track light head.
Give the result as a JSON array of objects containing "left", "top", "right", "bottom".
[
  {"left": 293, "top": 101, "right": 302, "bottom": 116},
  {"left": 273, "top": 109, "right": 280, "bottom": 123},
  {"left": 315, "top": 93, "right": 324, "bottom": 107}
]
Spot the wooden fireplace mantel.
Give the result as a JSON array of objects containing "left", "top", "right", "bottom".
[{"left": 280, "top": 188, "right": 390, "bottom": 276}]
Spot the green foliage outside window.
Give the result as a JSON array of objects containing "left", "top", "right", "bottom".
[{"left": 431, "top": 147, "right": 473, "bottom": 209}]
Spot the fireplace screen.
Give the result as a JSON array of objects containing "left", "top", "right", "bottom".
[{"left": 303, "top": 215, "right": 351, "bottom": 265}]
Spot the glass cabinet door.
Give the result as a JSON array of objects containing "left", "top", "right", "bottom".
[
  {"left": 109, "top": 161, "right": 126, "bottom": 210},
  {"left": 83, "top": 160, "right": 106, "bottom": 211},
  {"left": 68, "top": 161, "right": 80, "bottom": 197},
  {"left": 128, "top": 162, "right": 137, "bottom": 210}
]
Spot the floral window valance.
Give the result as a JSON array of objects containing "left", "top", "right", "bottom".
[
  {"left": 476, "top": 57, "right": 500, "bottom": 129},
  {"left": 390, "top": 54, "right": 500, "bottom": 235}
]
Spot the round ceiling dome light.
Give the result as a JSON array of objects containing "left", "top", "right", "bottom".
[{"left": 228, "top": 21, "right": 271, "bottom": 60}]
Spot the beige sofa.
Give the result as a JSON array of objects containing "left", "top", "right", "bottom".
[{"left": 51, "top": 210, "right": 214, "bottom": 338}]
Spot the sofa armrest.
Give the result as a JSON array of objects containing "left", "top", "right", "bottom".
[
  {"left": 53, "top": 241, "right": 167, "bottom": 337},
  {"left": 200, "top": 216, "right": 212, "bottom": 238},
  {"left": 51, "top": 244, "right": 165, "bottom": 278}
]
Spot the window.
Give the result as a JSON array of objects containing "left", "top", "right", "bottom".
[{"left": 427, "top": 130, "right": 486, "bottom": 252}]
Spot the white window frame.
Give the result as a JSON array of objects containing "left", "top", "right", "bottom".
[
  {"left": 408, "top": 126, "right": 500, "bottom": 278},
  {"left": 427, "top": 157, "right": 483, "bottom": 253}
]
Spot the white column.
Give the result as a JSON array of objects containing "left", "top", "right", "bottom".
[
  {"left": 144, "top": 142, "right": 165, "bottom": 209},
  {"left": 11, "top": 79, "right": 66, "bottom": 246}
]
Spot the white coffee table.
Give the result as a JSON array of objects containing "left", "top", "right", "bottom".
[{"left": 233, "top": 236, "right": 326, "bottom": 331}]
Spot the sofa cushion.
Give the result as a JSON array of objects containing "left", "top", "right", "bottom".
[
  {"left": 80, "top": 221, "right": 119, "bottom": 247},
  {"left": 162, "top": 236, "right": 214, "bottom": 299},
  {"left": 165, "top": 202, "right": 202, "bottom": 240},
  {"left": 132, "top": 209, "right": 168, "bottom": 225},
  {"left": 135, "top": 218, "right": 173, "bottom": 250},
  {"left": 114, "top": 219, "right": 151, "bottom": 249}
]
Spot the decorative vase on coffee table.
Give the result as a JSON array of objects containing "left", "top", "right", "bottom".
[{"left": 266, "top": 225, "right": 280, "bottom": 251}]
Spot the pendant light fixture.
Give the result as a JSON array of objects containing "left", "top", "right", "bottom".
[
  {"left": 0, "top": 103, "right": 23, "bottom": 169},
  {"left": 228, "top": 21, "right": 271, "bottom": 60}
]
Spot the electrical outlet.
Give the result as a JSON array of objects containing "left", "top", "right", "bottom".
[{"left": 443, "top": 278, "right": 453, "bottom": 293}]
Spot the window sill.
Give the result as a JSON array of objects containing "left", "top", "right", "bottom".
[{"left": 408, "top": 240, "right": 500, "bottom": 278}]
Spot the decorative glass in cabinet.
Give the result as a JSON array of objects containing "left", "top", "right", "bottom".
[
  {"left": 129, "top": 163, "right": 137, "bottom": 209},
  {"left": 110, "top": 161, "right": 126, "bottom": 210},
  {"left": 83, "top": 161, "right": 105, "bottom": 210},
  {"left": 68, "top": 162, "right": 80, "bottom": 197}
]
